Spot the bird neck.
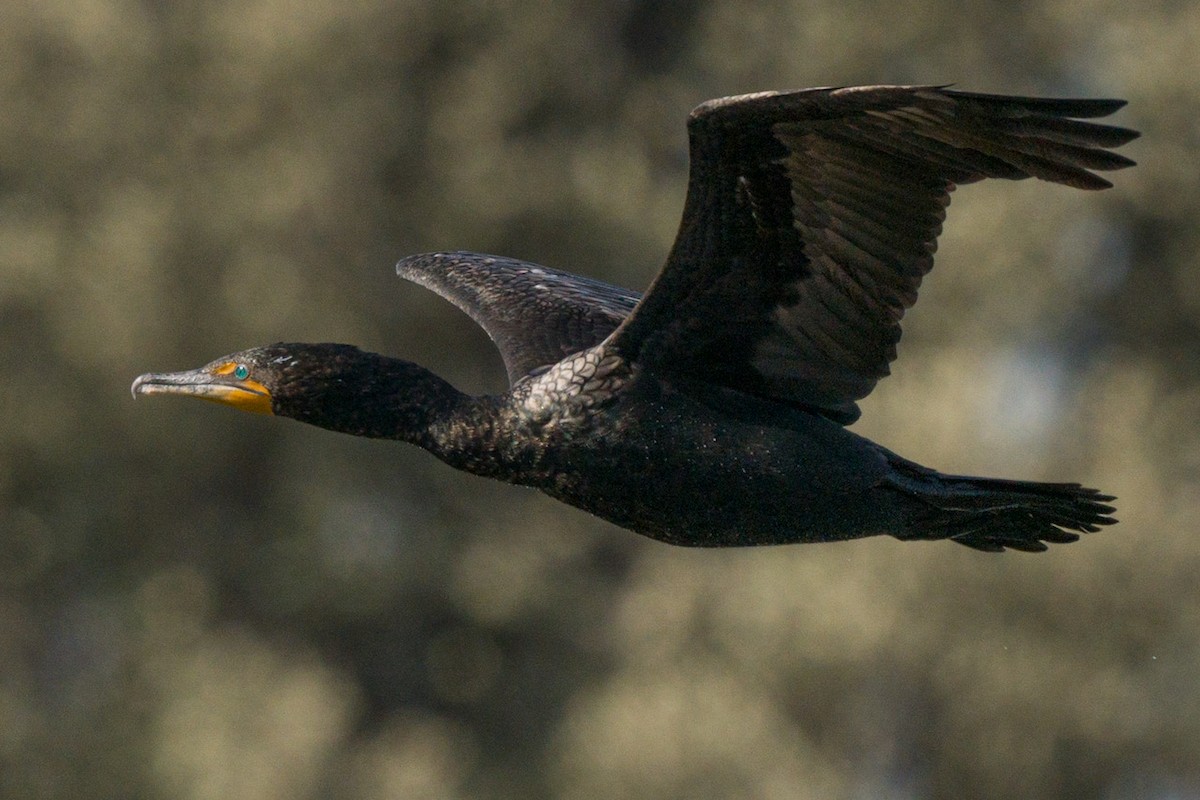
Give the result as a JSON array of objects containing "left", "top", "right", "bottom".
[{"left": 277, "top": 349, "right": 496, "bottom": 462}]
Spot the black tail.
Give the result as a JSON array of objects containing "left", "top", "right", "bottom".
[{"left": 886, "top": 461, "right": 1117, "bottom": 552}]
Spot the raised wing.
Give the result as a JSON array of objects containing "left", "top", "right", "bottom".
[
  {"left": 608, "top": 86, "right": 1138, "bottom": 423},
  {"left": 398, "top": 251, "right": 640, "bottom": 385}
]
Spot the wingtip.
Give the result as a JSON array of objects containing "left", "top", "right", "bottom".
[{"left": 396, "top": 252, "right": 434, "bottom": 277}]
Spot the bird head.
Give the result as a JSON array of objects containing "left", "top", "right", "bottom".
[
  {"left": 131, "top": 343, "right": 363, "bottom": 416},
  {"left": 132, "top": 343, "right": 462, "bottom": 442}
]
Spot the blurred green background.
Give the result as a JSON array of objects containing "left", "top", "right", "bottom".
[{"left": 2, "top": 0, "right": 1196, "bottom": 797}]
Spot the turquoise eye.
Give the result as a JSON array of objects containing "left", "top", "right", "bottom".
[{"left": 234, "top": 364, "right": 249, "bottom": 380}]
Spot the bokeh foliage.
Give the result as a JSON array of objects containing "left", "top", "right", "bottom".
[{"left": 1, "top": 0, "right": 1196, "bottom": 798}]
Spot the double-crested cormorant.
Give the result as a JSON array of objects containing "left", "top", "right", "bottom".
[{"left": 134, "top": 86, "right": 1137, "bottom": 551}]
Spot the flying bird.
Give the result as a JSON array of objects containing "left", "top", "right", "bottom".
[{"left": 133, "top": 86, "right": 1137, "bottom": 552}]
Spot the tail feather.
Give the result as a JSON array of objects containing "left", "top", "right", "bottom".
[{"left": 887, "top": 465, "right": 1118, "bottom": 553}]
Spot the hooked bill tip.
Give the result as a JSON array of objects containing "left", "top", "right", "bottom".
[{"left": 130, "top": 372, "right": 187, "bottom": 399}]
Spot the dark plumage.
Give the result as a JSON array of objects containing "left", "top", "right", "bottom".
[{"left": 133, "top": 85, "right": 1137, "bottom": 551}]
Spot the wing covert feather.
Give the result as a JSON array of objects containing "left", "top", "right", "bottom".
[{"left": 398, "top": 252, "right": 640, "bottom": 385}]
